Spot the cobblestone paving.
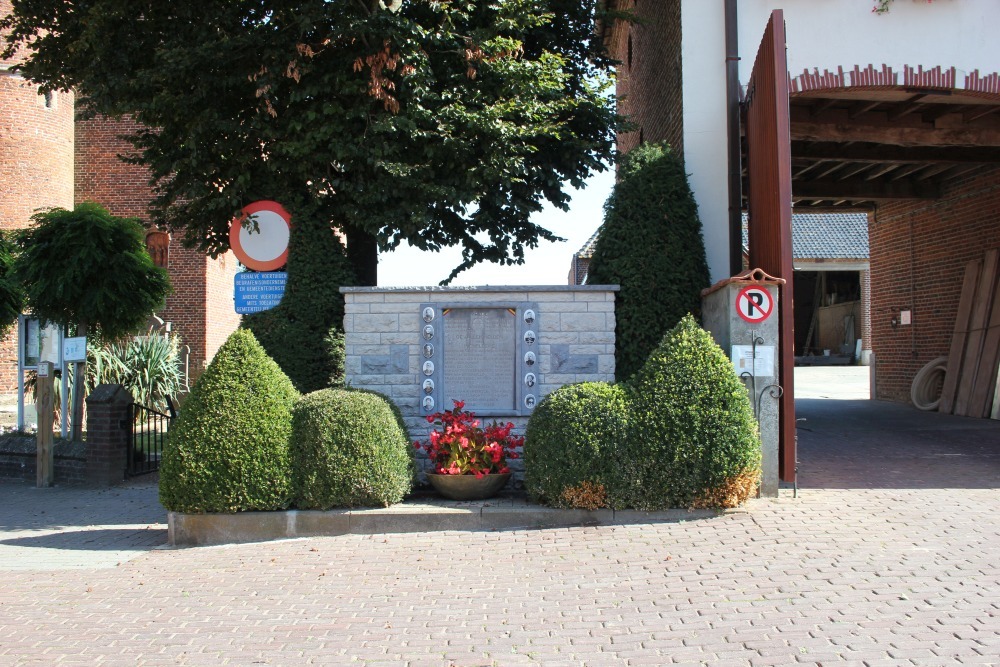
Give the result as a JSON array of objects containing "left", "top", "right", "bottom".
[{"left": 0, "top": 369, "right": 996, "bottom": 666}]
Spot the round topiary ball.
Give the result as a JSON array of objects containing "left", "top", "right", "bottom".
[
  {"left": 159, "top": 329, "right": 298, "bottom": 513},
  {"left": 524, "top": 382, "right": 629, "bottom": 509},
  {"left": 624, "top": 314, "right": 761, "bottom": 510},
  {"left": 291, "top": 388, "right": 413, "bottom": 509}
]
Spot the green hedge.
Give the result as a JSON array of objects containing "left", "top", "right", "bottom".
[
  {"left": 587, "top": 143, "right": 710, "bottom": 380},
  {"left": 291, "top": 388, "right": 413, "bottom": 509},
  {"left": 623, "top": 315, "right": 761, "bottom": 509},
  {"left": 524, "top": 316, "right": 760, "bottom": 510},
  {"left": 159, "top": 329, "right": 298, "bottom": 513},
  {"left": 524, "top": 382, "right": 629, "bottom": 509}
]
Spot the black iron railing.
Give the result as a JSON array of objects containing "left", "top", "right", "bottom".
[{"left": 127, "top": 397, "right": 175, "bottom": 477}]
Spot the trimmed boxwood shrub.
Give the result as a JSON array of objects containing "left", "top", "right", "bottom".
[
  {"left": 587, "top": 142, "right": 710, "bottom": 381},
  {"left": 623, "top": 315, "right": 761, "bottom": 510},
  {"left": 523, "top": 316, "right": 760, "bottom": 510},
  {"left": 159, "top": 329, "right": 298, "bottom": 513},
  {"left": 291, "top": 388, "right": 413, "bottom": 509},
  {"left": 523, "top": 382, "right": 629, "bottom": 509}
]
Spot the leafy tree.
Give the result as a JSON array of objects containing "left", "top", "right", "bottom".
[
  {"left": 12, "top": 203, "right": 170, "bottom": 439},
  {"left": 587, "top": 142, "right": 710, "bottom": 380},
  {"left": 0, "top": 232, "right": 24, "bottom": 338},
  {"left": 2, "top": 0, "right": 621, "bottom": 284}
]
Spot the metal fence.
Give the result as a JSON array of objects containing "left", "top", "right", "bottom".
[{"left": 127, "top": 397, "right": 175, "bottom": 477}]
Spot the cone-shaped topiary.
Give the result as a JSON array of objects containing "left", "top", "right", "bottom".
[
  {"left": 291, "top": 388, "right": 413, "bottom": 509},
  {"left": 523, "top": 382, "right": 629, "bottom": 509},
  {"left": 159, "top": 329, "right": 298, "bottom": 513},
  {"left": 623, "top": 315, "right": 761, "bottom": 510},
  {"left": 587, "top": 143, "right": 710, "bottom": 381},
  {"left": 244, "top": 210, "right": 356, "bottom": 393}
]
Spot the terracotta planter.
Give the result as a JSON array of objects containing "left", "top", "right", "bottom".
[{"left": 426, "top": 472, "right": 512, "bottom": 501}]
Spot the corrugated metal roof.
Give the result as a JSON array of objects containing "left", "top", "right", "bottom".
[{"left": 742, "top": 212, "right": 869, "bottom": 260}]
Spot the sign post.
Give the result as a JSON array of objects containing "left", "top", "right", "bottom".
[
  {"left": 701, "top": 269, "right": 785, "bottom": 497},
  {"left": 36, "top": 361, "right": 55, "bottom": 488},
  {"left": 230, "top": 201, "right": 292, "bottom": 314}
]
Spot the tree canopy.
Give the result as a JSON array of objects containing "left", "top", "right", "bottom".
[
  {"left": 2, "top": 0, "right": 622, "bottom": 283},
  {"left": 12, "top": 203, "right": 170, "bottom": 341}
]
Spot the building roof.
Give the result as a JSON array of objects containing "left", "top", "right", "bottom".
[
  {"left": 742, "top": 212, "right": 869, "bottom": 260},
  {"left": 575, "top": 227, "right": 602, "bottom": 260}
]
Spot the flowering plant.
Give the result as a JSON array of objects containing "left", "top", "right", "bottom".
[{"left": 415, "top": 400, "right": 523, "bottom": 477}]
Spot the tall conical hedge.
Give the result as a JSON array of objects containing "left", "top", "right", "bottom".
[
  {"left": 243, "top": 212, "right": 356, "bottom": 393},
  {"left": 587, "top": 142, "right": 710, "bottom": 380},
  {"left": 159, "top": 329, "right": 298, "bottom": 513}
]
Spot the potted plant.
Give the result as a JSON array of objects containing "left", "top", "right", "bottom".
[{"left": 415, "top": 400, "right": 523, "bottom": 500}]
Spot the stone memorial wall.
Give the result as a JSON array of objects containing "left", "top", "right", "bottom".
[{"left": 340, "top": 286, "right": 618, "bottom": 477}]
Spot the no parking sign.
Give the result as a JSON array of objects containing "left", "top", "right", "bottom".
[{"left": 736, "top": 285, "right": 774, "bottom": 323}]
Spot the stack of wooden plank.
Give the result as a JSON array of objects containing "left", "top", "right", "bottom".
[{"left": 939, "top": 248, "right": 1000, "bottom": 418}]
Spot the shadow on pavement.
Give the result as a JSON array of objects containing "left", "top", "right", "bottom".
[
  {"left": 0, "top": 527, "right": 167, "bottom": 551},
  {"left": 795, "top": 398, "right": 1000, "bottom": 489}
]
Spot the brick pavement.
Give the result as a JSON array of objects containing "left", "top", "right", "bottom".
[{"left": 0, "top": 368, "right": 996, "bottom": 666}]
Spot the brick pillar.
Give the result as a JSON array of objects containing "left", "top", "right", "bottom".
[{"left": 84, "top": 384, "right": 133, "bottom": 487}]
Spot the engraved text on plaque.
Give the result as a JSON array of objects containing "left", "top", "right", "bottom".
[{"left": 443, "top": 308, "right": 516, "bottom": 411}]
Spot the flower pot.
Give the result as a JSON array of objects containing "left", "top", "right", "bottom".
[{"left": 426, "top": 472, "right": 512, "bottom": 501}]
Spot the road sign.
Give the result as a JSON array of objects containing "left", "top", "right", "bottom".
[
  {"left": 234, "top": 271, "right": 287, "bottom": 314},
  {"left": 230, "top": 201, "right": 291, "bottom": 271},
  {"left": 736, "top": 285, "right": 774, "bottom": 323}
]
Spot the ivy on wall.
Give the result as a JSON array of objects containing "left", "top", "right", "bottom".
[{"left": 873, "top": 0, "right": 935, "bottom": 14}]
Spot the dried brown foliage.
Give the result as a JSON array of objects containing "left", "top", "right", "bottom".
[
  {"left": 559, "top": 481, "right": 609, "bottom": 510},
  {"left": 689, "top": 470, "right": 761, "bottom": 509}
]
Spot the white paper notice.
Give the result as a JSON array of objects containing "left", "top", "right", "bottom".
[{"left": 731, "top": 345, "right": 776, "bottom": 378}]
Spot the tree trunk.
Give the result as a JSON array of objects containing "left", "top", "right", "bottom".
[
  {"left": 345, "top": 226, "right": 378, "bottom": 287},
  {"left": 70, "top": 320, "right": 87, "bottom": 442}
]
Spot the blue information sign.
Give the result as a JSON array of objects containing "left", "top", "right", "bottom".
[{"left": 234, "top": 271, "right": 287, "bottom": 314}]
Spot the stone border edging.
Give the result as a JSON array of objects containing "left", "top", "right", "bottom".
[{"left": 167, "top": 503, "right": 745, "bottom": 547}]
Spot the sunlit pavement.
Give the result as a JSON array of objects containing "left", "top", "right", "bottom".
[{"left": 0, "top": 367, "right": 997, "bottom": 665}]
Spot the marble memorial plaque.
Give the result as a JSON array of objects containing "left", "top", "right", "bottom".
[{"left": 443, "top": 308, "right": 516, "bottom": 411}]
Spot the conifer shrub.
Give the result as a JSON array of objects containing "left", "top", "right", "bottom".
[
  {"left": 623, "top": 315, "right": 761, "bottom": 509},
  {"left": 587, "top": 143, "right": 710, "bottom": 380},
  {"left": 291, "top": 388, "right": 413, "bottom": 509},
  {"left": 244, "top": 214, "right": 356, "bottom": 393},
  {"left": 523, "top": 382, "right": 629, "bottom": 509},
  {"left": 159, "top": 329, "right": 298, "bottom": 513}
]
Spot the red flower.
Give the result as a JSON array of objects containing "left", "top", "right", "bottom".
[{"left": 415, "top": 400, "right": 523, "bottom": 477}]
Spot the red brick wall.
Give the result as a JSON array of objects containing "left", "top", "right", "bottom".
[
  {"left": 0, "top": 3, "right": 75, "bottom": 393},
  {"left": 614, "top": 0, "right": 684, "bottom": 155},
  {"left": 75, "top": 117, "right": 239, "bottom": 385},
  {"left": 869, "top": 167, "right": 1000, "bottom": 402}
]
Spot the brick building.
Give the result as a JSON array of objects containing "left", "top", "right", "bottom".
[
  {"left": 602, "top": 0, "right": 1000, "bottom": 409},
  {"left": 0, "top": 0, "right": 240, "bottom": 399}
]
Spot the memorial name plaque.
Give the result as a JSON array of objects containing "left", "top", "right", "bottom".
[
  {"left": 420, "top": 302, "right": 538, "bottom": 417},
  {"left": 443, "top": 308, "right": 516, "bottom": 412}
]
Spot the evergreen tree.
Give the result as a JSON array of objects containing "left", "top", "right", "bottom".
[{"left": 587, "top": 143, "right": 710, "bottom": 380}]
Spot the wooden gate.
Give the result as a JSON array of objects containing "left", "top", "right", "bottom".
[{"left": 744, "top": 11, "right": 796, "bottom": 483}]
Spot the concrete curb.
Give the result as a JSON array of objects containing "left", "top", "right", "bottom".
[{"left": 167, "top": 501, "right": 744, "bottom": 547}]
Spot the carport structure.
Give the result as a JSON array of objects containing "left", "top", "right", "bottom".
[{"left": 742, "top": 10, "right": 1000, "bottom": 487}]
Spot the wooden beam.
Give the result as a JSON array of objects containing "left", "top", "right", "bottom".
[
  {"left": 791, "top": 120, "right": 1000, "bottom": 147},
  {"left": 794, "top": 178, "right": 941, "bottom": 200},
  {"left": 940, "top": 259, "right": 981, "bottom": 414},
  {"left": 791, "top": 143, "right": 1000, "bottom": 164}
]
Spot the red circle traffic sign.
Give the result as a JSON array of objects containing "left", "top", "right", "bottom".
[
  {"left": 736, "top": 286, "right": 774, "bottom": 323},
  {"left": 229, "top": 200, "right": 291, "bottom": 271}
]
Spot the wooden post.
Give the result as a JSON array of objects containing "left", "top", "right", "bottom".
[{"left": 36, "top": 361, "right": 55, "bottom": 488}]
